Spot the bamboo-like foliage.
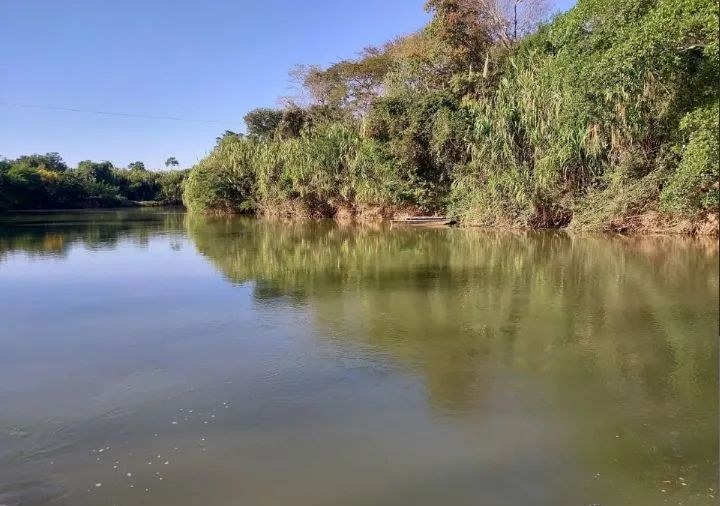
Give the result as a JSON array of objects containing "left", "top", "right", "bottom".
[
  {"left": 184, "top": 124, "right": 400, "bottom": 217},
  {"left": 449, "top": 0, "right": 718, "bottom": 228},
  {"left": 184, "top": 0, "right": 718, "bottom": 230}
]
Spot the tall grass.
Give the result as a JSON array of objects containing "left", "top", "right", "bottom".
[
  {"left": 451, "top": 0, "right": 718, "bottom": 228},
  {"left": 185, "top": 124, "right": 400, "bottom": 218},
  {"left": 185, "top": 0, "right": 718, "bottom": 231}
]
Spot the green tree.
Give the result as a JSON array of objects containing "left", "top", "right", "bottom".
[
  {"left": 128, "top": 161, "right": 146, "bottom": 172},
  {"left": 158, "top": 169, "right": 189, "bottom": 204},
  {"left": 12, "top": 152, "right": 68, "bottom": 172},
  {"left": 165, "top": 157, "right": 180, "bottom": 168},
  {"left": 277, "top": 105, "right": 308, "bottom": 139},
  {"left": 215, "top": 130, "right": 244, "bottom": 146},
  {"left": 77, "top": 160, "right": 115, "bottom": 185},
  {"left": 243, "top": 108, "right": 284, "bottom": 139},
  {"left": 0, "top": 159, "right": 11, "bottom": 209},
  {"left": 5, "top": 165, "right": 45, "bottom": 208}
]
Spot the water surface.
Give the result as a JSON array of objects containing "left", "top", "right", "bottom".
[{"left": 0, "top": 209, "right": 717, "bottom": 505}]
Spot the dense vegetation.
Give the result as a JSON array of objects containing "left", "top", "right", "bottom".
[
  {"left": 0, "top": 153, "right": 188, "bottom": 210},
  {"left": 185, "top": 0, "right": 718, "bottom": 232}
]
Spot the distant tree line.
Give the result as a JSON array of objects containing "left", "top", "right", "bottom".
[
  {"left": 184, "top": 0, "right": 718, "bottom": 232},
  {"left": 0, "top": 153, "right": 189, "bottom": 210}
]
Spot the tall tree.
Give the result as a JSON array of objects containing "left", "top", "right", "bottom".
[
  {"left": 425, "top": 0, "right": 548, "bottom": 70},
  {"left": 244, "top": 108, "right": 284, "bottom": 139},
  {"left": 215, "top": 131, "right": 244, "bottom": 146},
  {"left": 12, "top": 152, "right": 68, "bottom": 172},
  {"left": 165, "top": 157, "right": 179, "bottom": 168},
  {"left": 77, "top": 160, "right": 115, "bottom": 184},
  {"left": 128, "top": 161, "right": 146, "bottom": 172}
]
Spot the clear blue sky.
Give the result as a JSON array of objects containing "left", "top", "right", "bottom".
[{"left": 0, "top": 0, "right": 576, "bottom": 169}]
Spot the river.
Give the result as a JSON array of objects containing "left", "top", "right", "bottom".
[{"left": 0, "top": 209, "right": 717, "bottom": 505}]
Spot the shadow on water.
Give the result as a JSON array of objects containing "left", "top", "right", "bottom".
[{"left": 0, "top": 210, "right": 717, "bottom": 505}]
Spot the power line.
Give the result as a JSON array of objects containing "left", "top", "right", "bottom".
[{"left": 0, "top": 101, "right": 236, "bottom": 125}]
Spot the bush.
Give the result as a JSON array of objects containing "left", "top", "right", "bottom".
[
  {"left": 448, "top": 0, "right": 719, "bottom": 227},
  {"left": 158, "top": 170, "right": 189, "bottom": 204},
  {"left": 184, "top": 136, "right": 257, "bottom": 213},
  {"left": 661, "top": 102, "right": 720, "bottom": 213}
]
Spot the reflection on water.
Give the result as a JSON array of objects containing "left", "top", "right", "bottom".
[
  {"left": 0, "top": 209, "right": 186, "bottom": 260},
  {"left": 0, "top": 210, "right": 717, "bottom": 506}
]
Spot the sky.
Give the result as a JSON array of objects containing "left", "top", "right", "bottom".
[{"left": 0, "top": 0, "right": 576, "bottom": 170}]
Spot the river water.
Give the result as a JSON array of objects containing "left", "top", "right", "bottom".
[{"left": 0, "top": 209, "right": 717, "bottom": 506}]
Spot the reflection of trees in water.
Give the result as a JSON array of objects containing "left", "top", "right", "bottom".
[
  {"left": 0, "top": 212, "right": 716, "bottom": 493},
  {"left": 0, "top": 210, "right": 186, "bottom": 260},
  {"left": 189, "top": 215, "right": 719, "bottom": 490}
]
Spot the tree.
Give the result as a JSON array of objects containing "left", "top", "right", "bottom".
[
  {"left": 215, "top": 130, "right": 245, "bottom": 147},
  {"left": 0, "top": 159, "right": 11, "bottom": 209},
  {"left": 425, "top": 0, "right": 496, "bottom": 72},
  {"left": 158, "top": 169, "right": 189, "bottom": 204},
  {"left": 500, "top": 0, "right": 549, "bottom": 42},
  {"left": 128, "top": 161, "right": 146, "bottom": 171},
  {"left": 77, "top": 160, "right": 115, "bottom": 184},
  {"left": 5, "top": 164, "right": 45, "bottom": 207},
  {"left": 333, "top": 47, "right": 393, "bottom": 116},
  {"left": 243, "top": 108, "right": 284, "bottom": 139},
  {"left": 424, "top": 0, "right": 549, "bottom": 72},
  {"left": 215, "top": 130, "right": 243, "bottom": 146},
  {"left": 290, "top": 48, "right": 393, "bottom": 117},
  {"left": 12, "top": 152, "right": 68, "bottom": 172},
  {"left": 277, "top": 105, "right": 308, "bottom": 139},
  {"left": 165, "top": 157, "right": 179, "bottom": 169},
  {"left": 125, "top": 168, "right": 160, "bottom": 200}
]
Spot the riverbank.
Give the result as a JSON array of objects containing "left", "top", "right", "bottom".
[
  {"left": 0, "top": 201, "right": 182, "bottom": 211},
  {"left": 462, "top": 209, "right": 720, "bottom": 236},
  {"left": 182, "top": 0, "right": 718, "bottom": 236},
  {"left": 3, "top": 203, "right": 717, "bottom": 236},
  {"left": 208, "top": 204, "right": 720, "bottom": 237}
]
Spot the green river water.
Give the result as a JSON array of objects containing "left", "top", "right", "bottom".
[{"left": 0, "top": 209, "right": 717, "bottom": 505}]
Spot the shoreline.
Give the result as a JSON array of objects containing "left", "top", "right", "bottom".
[{"left": 2, "top": 206, "right": 717, "bottom": 237}]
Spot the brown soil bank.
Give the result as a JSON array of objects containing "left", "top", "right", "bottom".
[
  {"left": 460, "top": 212, "right": 718, "bottom": 236},
  {"left": 257, "top": 200, "right": 424, "bottom": 225},
  {"left": 247, "top": 200, "right": 720, "bottom": 236},
  {"left": 568, "top": 211, "right": 719, "bottom": 236}
]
